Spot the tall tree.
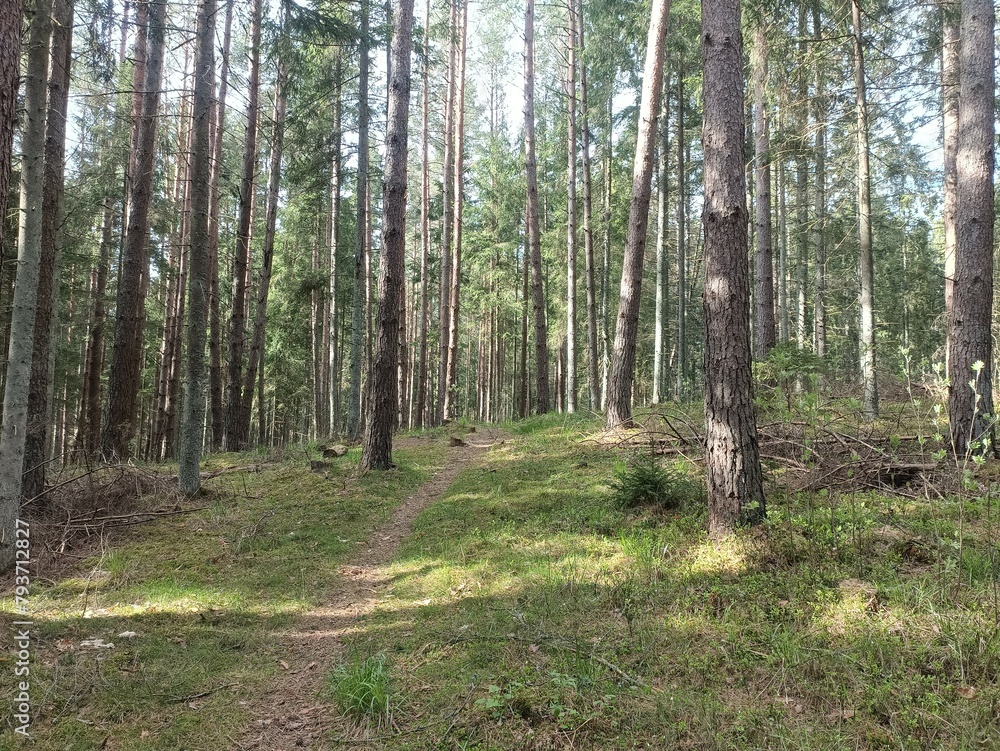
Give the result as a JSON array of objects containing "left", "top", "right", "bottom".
[
  {"left": 652, "top": 82, "right": 668, "bottom": 403},
  {"left": 940, "top": 2, "right": 958, "bottom": 376},
  {"left": 223, "top": 0, "right": 263, "bottom": 450},
  {"left": 0, "top": 0, "right": 51, "bottom": 568},
  {"left": 565, "top": 0, "right": 578, "bottom": 413},
  {"left": 0, "top": 0, "right": 22, "bottom": 274},
  {"left": 852, "top": 0, "right": 877, "bottom": 419},
  {"left": 674, "top": 60, "right": 686, "bottom": 400},
  {"left": 414, "top": 0, "right": 431, "bottom": 429},
  {"left": 361, "top": 0, "right": 414, "bottom": 469},
  {"left": 179, "top": 0, "right": 216, "bottom": 495},
  {"left": 101, "top": 0, "right": 167, "bottom": 458},
  {"left": 347, "top": 0, "right": 371, "bottom": 440},
  {"left": 577, "top": 0, "right": 600, "bottom": 412},
  {"left": 752, "top": 21, "right": 775, "bottom": 359},
  {"left": 436, "top": 0, "right": 457, "bottom": 423},
  {"left": 948, "top": 0, "right": 995, "bottom": 455},
  {"left": 702, "top": 0, "right": 764, "bottom": 537},
  {"left": 23, "top": 0, "right": 73, "bottom": 500},
  {"left": 524, "top": 0, "right": 549, "bottom": 414},
  {"left": 811, "top": 5, "right": 826, "bottom": 358},
  {"left": 605, "top": 0, "right": 671, "bottom": 429}
]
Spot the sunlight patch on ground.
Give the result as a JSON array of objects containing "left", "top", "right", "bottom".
[{"left": 685, "top": 537, "right": 748, "bottom": 576}]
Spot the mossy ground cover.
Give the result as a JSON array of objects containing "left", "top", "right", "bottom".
[
  {"left": 0, "top": 441, "right": 447, "bottom": 750},
  {"left": 331, "top": 411, "right": 1000, "bottom": 750}
]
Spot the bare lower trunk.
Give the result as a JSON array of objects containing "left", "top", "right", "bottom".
[
  {"left": 577, "top": 0, "right": 599, "bottom": 412},
  {"left": 812, "top": 5, "right": 826, "bottom": 358},
  {"left": 752, "top": 23, "right": 775, "bottom": 360},
  {"left": 941, "top": 3, "right": 959, "bottom": 378},
  {"left": 605, "top": 0, "right": 671, "bottom": 428},
  {"left": 564, "top": 1, "right": 578, "bottom": 413},
  {"left": 702, "top": 0, "right": 765, "bottom": 537},
  {"left": 415, "top": 0, "right": 430, "bottom": 429}
]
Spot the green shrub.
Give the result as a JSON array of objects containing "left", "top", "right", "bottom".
[
  {"left": 326, "top": 654, "right": 392, "bottom": 725},
  {"left": 611, "top": 455, "right": 702, "bottom": 510}
]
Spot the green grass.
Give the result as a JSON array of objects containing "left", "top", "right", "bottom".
[
  {"left": 0, "top": 441, "right": 447, "bottom": 750},
  {"left": 326, "top": 653, "right": 393, "bottom": 726}
]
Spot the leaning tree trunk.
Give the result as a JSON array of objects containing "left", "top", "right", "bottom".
[
  {"left": 605, "top": 0, "right": 671, "bottom": 428},
  {"left": 752, "top": 22, "right": 775, "bottom": 360},
  {"left": 23, "top": 0, "right": 73, "bottom": 501},
  {"left": 223, "top": 0, "right": 262, "bottom": 450},
  {"left": 361, "top": 0, "right": 414, "bottom": 470},
  {"left": 852, "top": 0, "right": 878, "bottom": 419},
  {"left": 702, "top": 0, "right": 765, "bottom": 538},
  {"left": 524, "top": 0, "right": 550, "bottom": 414},
  {"left": 101, "top": 0, "right": 167, "bottom": 459},
  {"left": 0, "top": 0, "right": 51, "bottom": 569},
  {"left": 948, "top": 0, "right": 995, "bottom": 456},
  {"left": 178, "top": 0, "right": 215, "bottom": 496}
]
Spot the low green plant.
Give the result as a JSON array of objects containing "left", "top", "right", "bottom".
[
  {"left": 326, "top": 653, "right": 393, "bottom": 725},
  {"left": 610, "top": 454, "right": 701, "bottom": 510}
]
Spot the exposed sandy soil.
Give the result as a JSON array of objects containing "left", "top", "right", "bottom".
[{"left": 238, "top": 429, "right": 506, "bottom": 750}]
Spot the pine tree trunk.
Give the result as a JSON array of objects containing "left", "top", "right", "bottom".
[
  {"left": 328, "top": 53, "right": 343, "bottom": 433},
  {"left": 777, "top": 150, "right": 789, "bottom": 343},
  {"left": 443, "top": 0, "right": 468, "bottom": 421},
  {"left": 178, "top": 0, "right": 215, "bottom": 496},
  {"left": 811, "top": 6, "right": 826, "bottom": 358},
  {"left": 941, "top": 3, "right": 959, "bottom": 379},
  {"left": 361, "top": 0, "right": 414, "bottom": 467},
  {"left": 852, "top": 0, "right": 878, "bottom": 419},
  {"left": 948, "top": 0, "right": 995, "bottom": 456},
  {"left": 223, "top": 0, "right": 261, "bottom": 450},
  {"left": 101, "top": 0, "right": 166, "bottom": 459},
  {"left": 239, "top": 62, "right": 288, "bottom": 445},
  {"left": 347, "top": 0, "right": 370, "bottom": 441},
  {"left": 520, "top": 245, "right": 529, "bottom": 418},
  {"left": 524, "top": 0, "right": 550, "bottom": 414},
  {"left": 564, "top": 1, "right": 578, "bottom": 414},
  {"left": 0, "top": 0, "right": 51, "bottom": 567},
  {"left": 702, "top": 0, "right": 765, "bottom": 538},
  {"left": 752, "top": 23, "right": 775, "bottom": 360},
  {"left": 0, "top": 0, "right": 22, "bottom": 313},
  {"left": 674, "top": 63, "right": 687, "bottom": 401},
  {"left": 605, "top": 0, "right": 671, "bottom": 429},
  {"left": 600, "top": 98, "right": 612, "bottom": 409},
  {"left": 79, "top": 200, "right": 113, "bottom": 456},
  {"left": 415, "top": 0, "right": 431, "bottom": 430},
  {"left": 207, "top": 0, "right": 233, "bottom": 451},
  {"left": 576, "top": 0, "right": 599, "bottom": 412},
  {"left": 436, "top": 0, "right": 457, "bottom": 424},
  {"left": 23, "top": 0, "right": 73, "bottom": 500}
]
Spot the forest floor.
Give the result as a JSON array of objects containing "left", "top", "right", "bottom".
[{"left": 3, "top": 400, "right": 1000, "bottom": 750}]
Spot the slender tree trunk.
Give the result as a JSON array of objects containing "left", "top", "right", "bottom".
[
  {"left": 443, "top": 0, "right": 467, "bottom": 421},
  {"left": 362, "top": 0, "right": 413, "bottom": 467},
  {"left": 0, "top": 0, "right": 22, "bottom": 313},
  {"left": 653, "top": 79, "right": 669, "bottom": 404},
  {"left": 524, "top": 0, "right": 549, "bottom": 414},
  {"left": 240, "top": 62, "right": 288, "bottom": 445},
  {"left": 101, "top": 0, "right": 166, "bottom": 459},
  {"left": 23, "top": 0, "right": 73, "bottom": 499},
  {"left": 794, "top": 8, "right": 808, "bottom": 354},
  {"left": 600, "top": 96, "right": 612, "bottom": 409},
  {"left": 674, "top": 62, "right": 686, "bottom": 401},
  {"left": 80, "top": 200, "right": 114, "bottom": 456},
  {"left": 564, "top": 0, "right": 578, "bottom": 414},
  {"left": 948, "top": 0, "right": 995, "bottom": 456},
  {"left": 223, "top": 0, "right": 262, "bottom": 450},
  {"left": 852, "top": 0, "right": 878, "bottom": 419},
  {"left": 941, "top": 2, "right": 959, "bottom": 378},
  {"left": 208, "top": 0, "right": 233, "bottom": 451},
  {"left": 605, "top": 0, "right": 672, "bottom": 429},
  {"left": 520, "top": 244, "right": 529, "bottom": 418},
  {"left": 752, "top": 23, "right": 775, "bottom": 360},
  {"left": 577, "top": 0, "right": 599, "bottom": 412},
  {"left": 777, "top": 146, "right": 788, "bottom": 343},
  {"left": 328, "top": 52, "right": 343, "bottom": 432},
  {"left": 347, "top": 0, "right": 370, "bottom": 440},
  {"left": 0, "top": 0, "right": 50, "bottom": 567},
  {"left": 436, "top": 0, "right": 457, "bottom": 424},
  {"left": 415, "top": 0, "right": 431, "bottom": 429},
  {"left": 702, "top": 0, "right": 765, "bottom": 538},
  {"left": 812, "top": 5, "right": 826, "bottom": 358},
  {"left": 178, "top": 0, "right": 216, "bottom": 495}
]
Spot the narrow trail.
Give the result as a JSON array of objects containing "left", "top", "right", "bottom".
[{"left": 239, "top": 429, "right": 506, "bottom": 750}]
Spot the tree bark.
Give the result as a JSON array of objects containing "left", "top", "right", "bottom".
[
  {"left": 752, "top": 22, "right": 775, "bottom": 360},
  {"left": 101, "top": 0, "right": 166, "bottom": 459},
  {"left": 207, "top": 0, "right": 233, "bottom": 451},
  {"left": 415, "top": 0, "right": 431, "bottom": 429},
  {"left": 362, "top": 0, "right": 414, "bottom": 468},
  {"left": 223, "top": 0, "right": 262, "bottom": 450},
  {"left": 347, "top": 0, "right": 370, "bottom": 440},
  {"left": 653, "top": 78, "right": 669, "bottom": 403},
  {"left": 811, "top": 5, "right": 826, "bottom": 358},
  {"left": 674, "top": 62, "right": 686, "bottom": 400},
  {"left": 577, "top": 0, "right": 599, "bottom": 412},
  {"left": 0, "top": 0, "right": 51, "bottom": 567},
  {"left": 565, "top": 0, "right": 578, "bottom": 414},
  {"left": 852, "top": 0, "right": 878, "bottom": 419},
  {"left": 605, "top": 0, "right": 671, "bottom": 428},
  {"left": 178, "top": 0, "right": 216, "bottom": 495},
  {"left": 524, "top": 0, "right": 549, "bottom": 414},
  {"left": 23, "top": 0, "right": 73, "bottom": 500},
  {"left": 702, "top": 0, "right": 765, "bottom": 538},
  {"left": 941, "top": 2, "right": 959, "bottom": 379},
  {"left": 0, "top": 0, "right": 22, "bottom": 291},
  {"left": 948, "top": 0, "right": 995, "bottom": 456}
]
